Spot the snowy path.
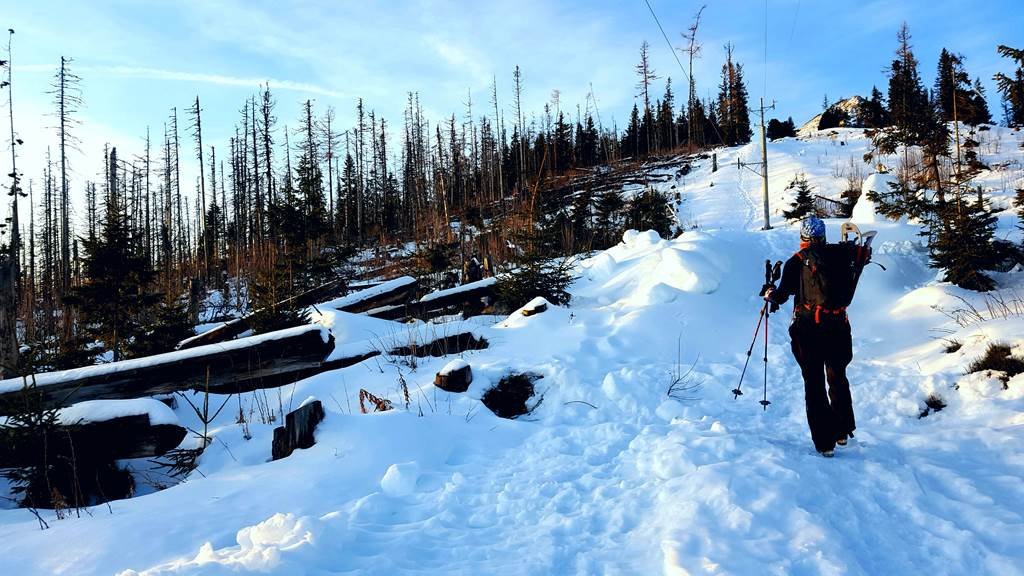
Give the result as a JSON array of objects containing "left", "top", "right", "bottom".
[{"left": 3, "top": 128, "right": 1024, "bottom": 575}]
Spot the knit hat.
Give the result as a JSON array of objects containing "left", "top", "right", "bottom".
[{"left": 800, "top": 216, "right": 826, "bottom": 240}]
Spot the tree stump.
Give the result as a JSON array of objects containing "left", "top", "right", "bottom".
[
  {"left": 520, "top": 297, "right": 549, "bottom": 317},
  {"left": 434, "top": 360, "right": 472, "bottom": 393},
  {"left": 271, "top": 400, "right": 326, "bottom": 461}
]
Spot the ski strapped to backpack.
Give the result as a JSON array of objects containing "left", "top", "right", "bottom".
[{"left": 795, "top": 222, "right": 876, "bottom": 324}]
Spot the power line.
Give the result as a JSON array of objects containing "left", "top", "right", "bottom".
[
  {"left": 642, "top": 0, "right": 728, "bottom": 148},
  {"left": 789, "top": 0, "right": 801, "bottom": 46},
  {"left": 642, "top": 0, "right": 691, "bottom": 85}
]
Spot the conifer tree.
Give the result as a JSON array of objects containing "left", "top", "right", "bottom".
[
  {"left": 929, "top": 189, "right": 1000, "bottom": 291},
  {"left": 994, "top": 45, "right": 1024, "bottom": 127},
  {"left": 626, "top": 188, "right": 675, "bottom": 238},
  {"left": 766, "top": 117, "right": 796, "bottom": 140},
  {"left": 68, "top": 148, "right": 158, "bottom": 362},
  {"left": 886, "top": 24, "right": 930, "bottom": 144},
  {"left": 860, "top": 86, "right": 891, "bottom": 128},
  {"left": 623, "top": 104, "right": 641, "bottom": 159},
  {"left": 715, "top": 44, "right": 752, "bottom": 146},
  {"left": 935, "top": 50, "right": 991, "bottom": 126},
  {"left": 782, "top": 174, "right": 817, "bottom": 220},
  {"left": 594, "top": 190, "right": 625, "bottom": 250}
]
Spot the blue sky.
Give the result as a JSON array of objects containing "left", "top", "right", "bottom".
[{"left": 3, "top": 0, "right": 1022, "bottom": 218}]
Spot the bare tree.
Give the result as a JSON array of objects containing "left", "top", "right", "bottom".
[
  {"left": 52, "top": 56, "right": 81, "bottom": 298},
  {"left": 680, "top": 5, "right": 706, "bottom": 150}
]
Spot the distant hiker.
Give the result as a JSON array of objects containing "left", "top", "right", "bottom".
[{"left": 763, "top": 216, "right": 871, "bottom": 457}]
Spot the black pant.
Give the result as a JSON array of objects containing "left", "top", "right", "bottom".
[{"left": 789, "top": 316, "right": 855, "bottom": 452}]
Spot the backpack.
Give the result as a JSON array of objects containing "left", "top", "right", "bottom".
[{"left": 797, "top": 242, "right": 871, "bottom": 320}]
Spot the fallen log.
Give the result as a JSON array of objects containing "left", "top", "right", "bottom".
[
  {"left": 0, "top": 324, "right": 488, "bottom": 415},
  {"left": 177, "top": 279, "right": 348, "bottom": 350},
  {"left": 324, "top": 276, "right": 419, "bottom": 314},
  {"left": 0, "top": 325, "right": 334, "bottom": 414},
  {"left": 0, "top": 414, "right": 187, "bottom": 468},
  {"left": 368, "top": 278, "right": 495, "bottom": 321}
]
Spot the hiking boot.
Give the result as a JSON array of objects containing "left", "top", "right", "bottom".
[
  {"left": 837, "top": 431, "right": 855, "bottom": 446},
  {"left": 818, "top": 449, "right": 835, "bottom": 458}
]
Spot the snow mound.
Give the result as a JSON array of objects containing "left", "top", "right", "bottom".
[
  {"left": 578, "top": 230, "right": 726, "bottom": 307},
  {"left": 121, "top": 513, "right": 317, "bottom": 575},
  {"left": 380, "top": 462, "right": 421, "bottom": 496},
  {"left": 851, "top": 172, "right": 899, "bottom": 224}
]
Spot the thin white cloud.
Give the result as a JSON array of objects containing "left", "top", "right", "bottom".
[{"left": 15, "top": 64, "right": 347, "bottom": 98}]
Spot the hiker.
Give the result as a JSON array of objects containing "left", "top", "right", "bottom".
[{"left": 762, "top": 216, "right": 868, "bottom": 457}]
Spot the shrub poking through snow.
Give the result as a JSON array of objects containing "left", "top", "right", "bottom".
[
  {"left": 358, "top": 389, "right": 393, "bottom": 414},
  {"left": 481, "top": 373, "right": 542, "bottom": 419},
  {"left": 943, "top": 339, "right": 963, "bottom": 353},
  {"left": 919, "top": 393, "right": 948, "bottom": 418},
  {"left": 965, "top": 343, "right": 1024, "bottom": 386}
]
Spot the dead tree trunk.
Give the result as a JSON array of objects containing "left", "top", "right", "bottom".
[{"left": 0, "top": 258, "right": 18, "bottom": 379}]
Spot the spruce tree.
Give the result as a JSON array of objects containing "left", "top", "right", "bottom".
[
  {"left": 622, "top": 104, "right": 641, "bottom": 159},
  {"left": 766, "top": 117, "right": 796, "bottom": 140},
  {"left": 594, "top": 190, "right": 625, "bottom": 250},
  {"left": 626, "top": 188, "right": 675, "bottom": 239},
  {"left": 715, "top": 45, "right": 752, "bottom": 146},
  {"left": 67, "top": 148, "right": 158, "bottom": 362},
  {"left": 658, "top": 78, "right": 676, "bottom": 151},
  {"left": 929, "top": 189, "right": 999, "bottom": 291},
  {"left": 860, "top": 86, "right": 891, "bottom": 128},
  {"left": 994, "top": 45, "right": 1024, "bottom": 127},
  {"left": 886, "top": 24, "right": 930, "bottom": 144},
  {"left": 866, "top": 179, "right": 921, "bottom": 221},
  {"left": 782, "top": 174, "right": 817, "bottom": 220},
  {"left": 935, "top": 50, "right": 991, "bottom": 126}
]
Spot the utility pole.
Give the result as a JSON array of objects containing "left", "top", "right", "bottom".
[{"left": 737, "top": 97, "right": 775, "bottom": 230}]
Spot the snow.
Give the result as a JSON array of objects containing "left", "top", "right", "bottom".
[
  {"left": 56, "top": 399, "right": 179, "bottom": 427},
  {"left": 438, "top": 359, "right": 469, "bottom": 375},
  {"left": 3, "top": 126, "right": 1024, "bottom": 575},
  {"left": 380, "top": 462, "right": 421, "bottom": 497},
  {"left": 851, "top": 172, "right": 899, "bottom": 224}
]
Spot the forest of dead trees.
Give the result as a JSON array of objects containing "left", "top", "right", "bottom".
[{"left": 0, "top": 22, "right": 1022, "bottom": 374}]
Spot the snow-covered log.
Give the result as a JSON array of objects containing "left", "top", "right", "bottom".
[
  {"left": 0, "top": 414, "right": 187, "bottom": 467},
  {"left": 177, "top": 279, "right": 348, "bottom": 350},
  {"left": 368, "top": 277, "right": 495, "bottom": 321},
  {"left": 0, "top": 326, "right": 335, "bottom": 414},
  {"left": 322, "top": 276, "right": 419, "bottom": 314}
]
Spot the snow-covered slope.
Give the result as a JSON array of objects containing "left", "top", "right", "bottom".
[{"left": 2, "top": 127, "right": 1024, "bottom": 575}]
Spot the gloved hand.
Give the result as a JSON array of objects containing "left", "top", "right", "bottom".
[{"left": 761, "top": 287, "right": 780, "bottom": 313}]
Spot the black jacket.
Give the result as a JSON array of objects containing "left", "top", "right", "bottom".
[{"left": 768, "top": 253, "right": 804, "bottom": 309}]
